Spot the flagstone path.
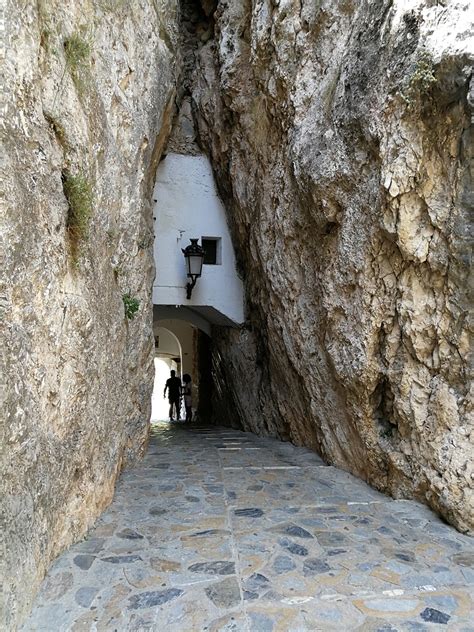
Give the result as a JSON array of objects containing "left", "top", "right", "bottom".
[{"left": 23, "top": 423, "right": 474, "bottom": 631}]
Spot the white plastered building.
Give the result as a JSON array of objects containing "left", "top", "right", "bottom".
[{"left": 152, "top": 153, "right": 244, "bottom": 329}]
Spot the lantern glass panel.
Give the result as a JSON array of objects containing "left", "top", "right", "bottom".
[{"left": 188, "top": 253, "right": 203, "bottom": 276}]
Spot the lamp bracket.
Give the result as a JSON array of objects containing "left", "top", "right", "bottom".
[{"left": 186, "top": 277, "right": 197, "bottom": 299}]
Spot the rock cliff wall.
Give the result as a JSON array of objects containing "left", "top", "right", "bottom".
[
  {"left": 1, "top": 1, "right": 178, "bottom": 626},
  {"left": 192, "top": 0, "right": 473, "bottom": 532}
]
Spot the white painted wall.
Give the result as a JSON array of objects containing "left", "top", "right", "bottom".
[
  {"left": 152, "top": 153, "right": 244, "bottom": 325},
  {"left": 154, "top": 327, "right": 181, "bottom": 360},
  {"left": 154, "top": 319, "right": 195, "bottom": 377}
]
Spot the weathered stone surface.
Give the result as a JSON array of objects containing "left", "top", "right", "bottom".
[
  {"left": 1, "top": 1, "right": 178, "bottom": 628},
  {"left": 73, "top": 554, "right": 95, "bottom": 571},
  {"left": 273, "top": 555, "right": 296, "bottom": 574},
  {"left": 243, "top": 573, "right": 270, "bottom": 592},
  {"left": 74, "top": 586, "right": 99, "bottom": 608},
  {"left": 281, "top": 525, "right": 313, "bottom": 539},
  {"left": 451, "top": 552, "right": 474, "bottom": 567},
  {"left": 205, "top": 577, "right": 241, "bottom": 608},
  {"left": 40, "top": 572, "right": 74, "bottom": 601},
  {"left": 117, "top": 528, "right": 144, "bottom": 540},
  {"left": 149, "top": 506, "right": 168, "bottom": 516},
  {"left": 420, "top": 607, "right": 451, "bottom": 624},
  {"left": 127, "top": 588, "right": 183, "bottom": 610},
  {"left": 234, "top": 508, "right": 264, "bottom": 518},
  {"left": 149, "top": 557, "right": 181, "bottom": 573},
  {"left": 101, "top": 555, "right": 142, "bottom": 565},
  {"left": 192, "top": 0, "right": 474, "bottom": 533},
  {"left": 303, "top": 559, "right": 331, "bottom": 576},
  {"left": 188, "top": 560, "right": 236, "bottom": 576},
  {"left": 279, "top": 538, "right": 309, "bottom": 557}
]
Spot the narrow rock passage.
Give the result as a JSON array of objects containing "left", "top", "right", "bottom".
[{"left": 24, "top": 424, "right": 473, "bottom": 631}]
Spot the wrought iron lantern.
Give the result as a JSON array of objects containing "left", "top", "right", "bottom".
[{"left": 182, "top": 238, "right": 205, "bottom": 299}]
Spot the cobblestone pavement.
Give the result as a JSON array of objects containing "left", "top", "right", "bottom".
[{"left": 24, "top": 423, "right": 474, "bottom": 631}]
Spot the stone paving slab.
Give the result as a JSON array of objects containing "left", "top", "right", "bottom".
[{"left": 22, "top": 423, "right": 474, "bottom": 631}]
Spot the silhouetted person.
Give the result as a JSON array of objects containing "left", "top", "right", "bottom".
[
  {"left": 182, "top": 373, "right": 193, "bottom": 422},
  {"left": 164, "top": 370, "right": 182, "bottom": 421}
]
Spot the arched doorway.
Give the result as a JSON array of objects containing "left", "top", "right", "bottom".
[
  {"left": 151, "top": 326, "right": 182, "bottom": 422},
  {"left": 151, "top": 311, "right": 213, "bottom": 424}
]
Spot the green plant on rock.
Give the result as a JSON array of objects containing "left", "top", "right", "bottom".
[
  {"left": 122, "top": 294, "right": 140, "bottom": 320},
  {"left": 400, "top": 50, "right": 437, "bottom": 112},
  {"left": 62, "top": 170, "right": 93, "bottom": 262},
  {"left": 64, "top": 33, "right": 91, "bottom": 92}
]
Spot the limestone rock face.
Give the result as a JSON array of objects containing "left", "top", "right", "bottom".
[
  {"left": 1, "top": 1, "right": 178, "bottom": 626},
  {"left": 193, "top": 1, "right": 473, "bottom": 532}
]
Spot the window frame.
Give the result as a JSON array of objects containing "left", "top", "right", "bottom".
[{"left": 201, "top": 236, "right": 222, "bottom": 265}]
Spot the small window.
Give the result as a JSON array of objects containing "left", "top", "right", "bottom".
[{"left": 202, "top": 237, "right": 222, "bottom": 265}]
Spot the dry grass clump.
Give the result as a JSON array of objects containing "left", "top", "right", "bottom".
[
  {"left": 62, "top": 170, "right": 93, "bottom": 262},
  {"left": 64, "top": 34, "right": 91, "bottom": 92}
]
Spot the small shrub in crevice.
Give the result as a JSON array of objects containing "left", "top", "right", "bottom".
[
  {"left": 62, "top": 170, "right": 93, "bottom": 262},
  {"left": 122, "top": 294, "right": 140, "bottom": 320},
  {"left": 400, "top": 50, "right": 437, "bottom": 112},
  {"left": 64, "top": 33, "right": 91, "bottom": 92}
]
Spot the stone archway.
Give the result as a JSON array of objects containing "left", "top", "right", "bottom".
[
  {"left": 152, "top": 312, "right": 215, "bottom": 423},
  {"left": 151, "top": 326, "right": 182, "bottom": 421}
]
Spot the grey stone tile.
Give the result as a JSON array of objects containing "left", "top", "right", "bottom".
[
  {"left": 205, "top": 577, "right": 241, "bottom": 608},
  {"left": 74, "top": 586, "right": 99, "bottom": 608}
]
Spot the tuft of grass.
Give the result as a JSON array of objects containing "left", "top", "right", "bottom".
[
  {"left": 400, "top": 50, "right": 437, "bottom": 112},
  {"left": 64, "top": 34, "right": 91, "bottom": 92},
  {"left": 62, "top": 170, "right": 93, "bottom": 262},
  {"left": 122, "top": 294, "right": 140, "bottom": 320}
]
